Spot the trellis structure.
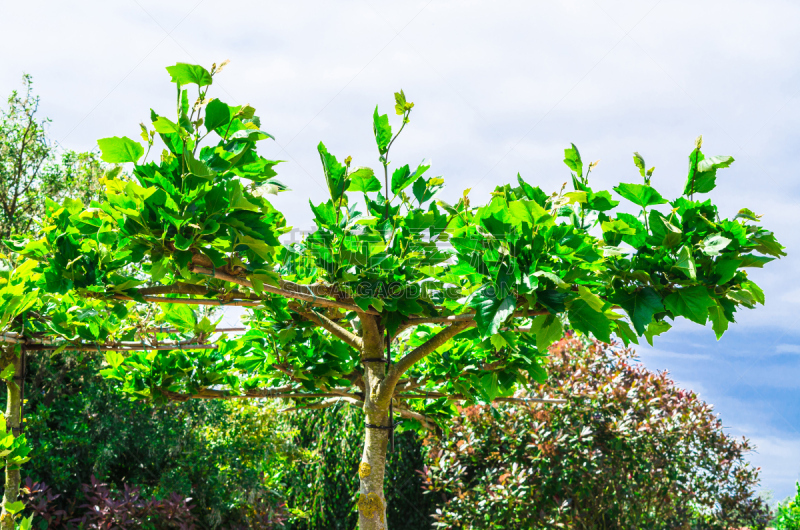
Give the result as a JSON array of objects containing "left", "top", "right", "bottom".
[{"left": 0, "top": 62, "right": 783, "bottom": 530}]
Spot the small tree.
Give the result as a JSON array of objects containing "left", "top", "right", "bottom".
[
  {"left": 0, "top": 62, "right": 784, "bottom": 529},
  {"left": 0, "top": 75, "right": 104, "bottom": 243}
]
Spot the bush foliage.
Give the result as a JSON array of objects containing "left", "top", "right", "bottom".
[
  {"left": 422, "top": 336, "right": 771, "bottom": 529},
  {"left": 774, "top": 482, "right": 800, "bottom": 530}
]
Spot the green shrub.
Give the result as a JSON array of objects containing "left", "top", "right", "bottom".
[
  {"left": 422, "top": 336, "right": 771, "bottom": 530},
  {"left": 774, "top": 482, "right": 800, "bottom": 530},
  {"left": 17, "top": 349, "right": 289, "bottom": 528},
  {"left": 16, "top": 349, "right": 432, "bottom": 529}
]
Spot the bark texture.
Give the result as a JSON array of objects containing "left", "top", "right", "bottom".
[
  {"left": 0, "top": 347, "right": 21, "bottom": 530},
  {"left": 358, "top": 315, "right": 391, "bottom": 530}
]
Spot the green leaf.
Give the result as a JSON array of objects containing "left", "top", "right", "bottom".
[
  {"left": 239, "top": 235, "right": 273, "bottom": 261},
  {"left": 390, "top": 165, "right": 412, "bottom": 195},
  {"left": 98, "top": 136, "right": 144, "bottom": 163},
  {"left": 563, "top": 143, "right": 583, "bottom": 176},
  {"left": 613, "top": 183, "right": 668, "bottom": 208},
  {"left": 614, "top": 320, "right": 639, "bottom": 346},
  {"left": 166, "top": 63, "right": 212, "bottom": 87},
  {"left": 738, "top": 255, "right": 775, "bottom": 268},
  {"left": 683, "top": 149, "right": 734, "bottom": 195},
  {"left": 19, "top": 514, "right": 33, "bottom": 530},
  {"left": 412, "top": 176, "right": 445, "bottom": 204},
  {"left": 105, "top": 351, "right": 124, "bottom": 369},
  {"left": 0, "top": 364, "right": 15, "bottom": 382},
  {"left": 651, "top": 212, "right": 682, "bottom": 248},
  {"left": 185, "top": 151, "right": 215, "bottom": 179},
  {"left": 633, "top": 152, "right": 646, "bottom": 178},
  {"left": 4, "top": 500, "right": 24, "bottom": 514},
  {"left": 617, "top": 287, "right": 664, "bottom": 335},
  {"left": 673, "top": 246, "right": 696, "bottom": 279},
  {"left": 373, "top": 106, "right": 392, "bottom": 154},
  {"left": 529, "top": 314, "right": 563, "bottom": 352},
  {"left": 509, "top": 200, "right": 552, "bottom": 228},
  {"left": 700, "top": 234, "right": 731, "bottom": 256},
  {"left": 317, "top": 142, "right": 348, "bottom": 201},
  {"left": 394, "top": 90, "right": 414, "bottom": 115},
  {"left": 153, "top": 116, "right": 182, "bottom": 135},
  {"left": 517, "top": 174, "right": 549, "bottom": 206},
  {"left": 643, "top": 320, "right": 671, "bottom": 346},
  {"left": 742, "top": 280, "right": 765, "bottom": 305},
  {"left": 174, "top": 233, "right": 193, "bottom": 251},
  {"left": 479, "top": 372, "right": 500, "bottom": 402},
  {"left": 578, "top": 285, "right": 605, "bottom": 312},
  {"left": 349, "top": 167, "right": 381, "bottom": 192},
  {"left": 471, "top": 288, "right": 516, "bottom": 339},
  {"left": 714, "top": 258, "right": 742, "bottom": 284},
  {"left": 586, "top": 190, "right": 619, "bottom": 211},
  {"left": 707, "top": 299, "right": 729, "bottom": 339},
  {"left": 568, "top": 299, "right": 611, "bottom": 343},
  {"left": 205, "top": 98, "right": 232, "bottom": 132},
  {"left": 665, "top": 286, "right": 714, "bottom": 324}
]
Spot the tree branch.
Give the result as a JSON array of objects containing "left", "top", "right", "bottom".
[
  {"left": 137, "top": 283, "right": 212, "bottom": 296},
  {"left": 394, "top": 309, "right": 550, "bottom": 335},
  {"left": 396, "top": 391, "right": 570, "bottom": 405},
  {"left": 160, "top": 388, "right": 360, "bottom": 402},
  {"left": 383, "top": 321, "right": 471, "bottom": 393},
  {"left": 394, "top": 407, "right": 437, "bottom": 431},
  {"left": 282, "top": 394, "right": 363, "bottom": 413},
  {"left": 111, "top": 294, "right": 262, "bottom": 307},
  {"left": 191, "top": 266, "right": 379, "bottom": 315},
  {"left": 23, "top": 342, "right": 218, "bottom": 352},
  {"left": 299, "top": 310, "right": 363, "bottom": 350}
]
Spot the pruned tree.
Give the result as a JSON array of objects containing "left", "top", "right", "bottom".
[{"left": 0, "top": 62, "right": 784, "bottom": 529}]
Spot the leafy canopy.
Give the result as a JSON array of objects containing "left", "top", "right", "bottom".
[{"left": 1, "top": 62, "right": 783, "bottom": 432}]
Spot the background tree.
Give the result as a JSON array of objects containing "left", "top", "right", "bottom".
[
  {"left": 1, "top": 62, "right": 784, "bottom": 529},
  {"left": 423, "top": 335, "right": 771, "bottom": 529},
  {"left": 0, "top": 75, "right": 103, "bottom": 243}
]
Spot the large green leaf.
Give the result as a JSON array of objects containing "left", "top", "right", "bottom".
[
  {"left": 205, "top": 98, "right": 232, "bottom": 132},
  {"left": 683, "top": 150, "right": 734, "bottom": 195},
  {"left": 568, "top": 299, "right": 611, "bottom": 342},
  {"left": 317, "top": 142, "right": 348, "bottom": 201},
  {"left": 390, "top": 165, "right": 412, "bottom": 195},
  {"left": 700, "top": 234, "right": 731, "bottom": 256},
  {"left": 664, "top": 286, "right": 714, "bottom": 324},
  {"left": 509, "top": 200, "right": 552, "bottom": 228},
  {"left": 707, "top": 299, "right": 730, "bottom": 339},
  {"left": 166, "top": 63, "right": 213, "bottom": 87},
  {"left": 97, "top": 137, "right": 144, "bottom": 163},
  {"left": 349, "top": 167, "right": 381, "bottom": 192},
  {"left": 563, "top": 143, "right": 583, "bottom": 176},
  {"left": 617, "top": 287, "right": 664, "bottom": 334},
  {"left": 373, "top": 106, "right": 392, "bottom": 154},
  {"left": 613, "top": 183, "right": 668, "bottom": 208},
  {"left": 673, "top": 246, "right": 696, "bottom": 279},
  {"left": 529, "top": 314, "right": 563, "bottom": 351},
  {"left": 471, "top": 288, "right": 516, "bottom": 339}
]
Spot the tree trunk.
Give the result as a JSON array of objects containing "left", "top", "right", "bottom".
[
  {"left": 0, "top": 347, "right": 22, "bottom": 530},
  {"left": 357, "top": 316, "right": 391, "bottom": 530}
]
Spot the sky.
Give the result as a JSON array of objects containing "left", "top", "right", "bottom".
[{"left": 1, "top": 0, "right": 798, "bottom": 501}]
